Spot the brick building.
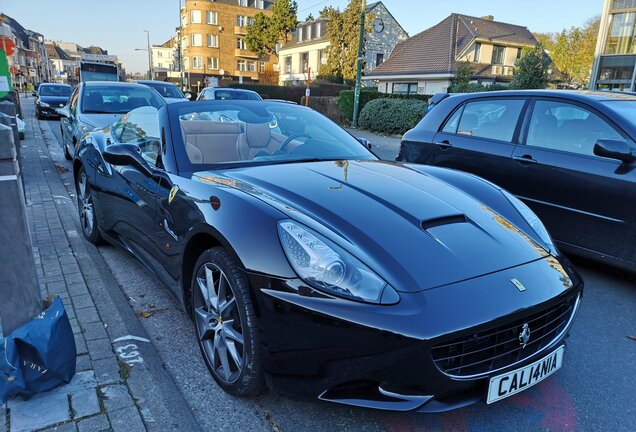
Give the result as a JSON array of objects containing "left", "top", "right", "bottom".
[{"left": 180, "top": 0, "right": 278, "bottom": 91}]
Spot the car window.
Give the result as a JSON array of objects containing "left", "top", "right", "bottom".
[
  {"left": 69, "top": 88, "right": 79, "bottom": 113},
  {"left": 39, "top": 85, "right": 72, "bottom": 97},
  {"left": 455, "top": 99, "right": 525, "bottom": 142},
  {"left": 441, "top": 106, "right": 463, "bottom": 134},
  {"left": 527, "top": 100, "right": 623, "bottom": 156},
  {"left": 213, "top": 90, "right": 261, "bottom": 100},
  {"left": 118, "top": 106, "right": 162, "bottom": 167},
  {"left": 81, "top": 85, "right": 165, "bottom": 114},
  {"left": 143, "top": 82, "right": 184, "bottom": 99}
]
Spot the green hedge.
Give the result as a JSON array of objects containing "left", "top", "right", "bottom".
[
  {"left": 227, "top": 83, "right": 350, "bottom": 103},
  {"left": 358, "top": 98, "right": 427, "bottom": 135},
  {"left": 337, "top": 89, "right": 431, "bottom": 122},
  {"left": 300, "top": 96, "right": 346, "bottom": 124}
]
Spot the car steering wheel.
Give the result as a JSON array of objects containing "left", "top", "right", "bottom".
[{"left": 279, "top": 133, "right": 312, "bottom": 152}]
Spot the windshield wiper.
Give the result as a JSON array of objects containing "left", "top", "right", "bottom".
[{"left": 82, "top": 110, "right": 125, "bottom": 114}]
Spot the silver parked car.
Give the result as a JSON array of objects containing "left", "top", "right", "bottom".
[
  {"left": 58, "top": 81, "right": 165, "bottom": 160},
  {"left": 136, "top": 80, "right": 191, "bottom": 103},
  {"left": 196, "top": 87, "right": 262, "bottom": 101}
]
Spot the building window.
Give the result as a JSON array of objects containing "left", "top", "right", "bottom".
[
  {"left": 301, "top": 52, "right": 309, "bottom": 73},
  {"left": 597, "top": 54, "right": 636, "bottom": 82},
  {"left": 190, "top": 10, "right": 201, "bottom": 24},
  {"left": 184, "top": 57, "right": 189, "bottom": 70},
  {"left": 193, "top": 56, "right": 203, "bottom": 69},
  {"left": 316, "top": 22, "right": 322, "bottom": 38},
  {"left": 207, "top": 34, "right": 219, "bottom": 48},
  {"left": 181, "top": 13, "right": 187, "bottom": 25},
  {"left": 247, "top": 61, "right": 256, "bottom": 72},
  {"left": 207, "top": 11, "right": 218, "bottom": 25},
  {"left": 517, "top": 48, "right": 523, "bottom": 61},
  {"left": 237, "top": 37, "right": 247, "bottom": 50},
  {"left": 238, "top": 0, "right": 247, "bottom": 6},
  {"left": 375, "top": 52, "right": 384, "bottom": 66},
  {"left": 182, "top": 36, "right": 188, "bottom": 48},
  {"left": 255, "top": 0, "right": 264, "bottom": 9},
  {"left": 305, "top": 25, "right": 312, "bottom": 40},
  {"left": 613, "top": 0, "right": 636, "bottom": 9},
  {"left": 285, "top": 56, "right": 292, "bottom": 73},
  {"left": 259, "top": 62, "right": 265, "bottom": 73},
  {"left": 208, "top": 57, "right": 219, "bottom": 70},
  {"left": 473, "top": 42, "right": 481, "bottom": 62},
  {"left": 237, "top": 16, "right": 247, "bottom": 27},
  {"left": 298, "top": 26, "right": 303, "bottom": 42},
  {"left": 319, "top": 50, "right": 327, "bottom": 65},
  {"left": 491, "top": 45, "right": 505, "bottom": 64},
  {"left": 604, "top": 12, "right": 636, "bottom": 54},
  {"left": 392, "top": 83, "right": 417, "bottom": 95},
  {"left": 237, "top": 60, "right": 246, "bottom": 71},
  {"left": 192, "top": 34, "right": 202, "bottom": 47}
]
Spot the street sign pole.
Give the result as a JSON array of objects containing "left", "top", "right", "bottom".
[{"left": 351, "top": 0, "right": 366, "bottom": 129}]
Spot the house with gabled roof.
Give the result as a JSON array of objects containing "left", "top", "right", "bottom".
[{"left": 364, "top": 13, "right": 546, "bottom": 95}]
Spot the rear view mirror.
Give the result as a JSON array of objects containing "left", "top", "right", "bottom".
[
  {"left": 185, "top": 92, "right": 192, "bottom": 100},
  {"left": 594, "top": 139, "right": 635, "bottom": 163},
  {"left": 56, "top": 107, "right": 71, "bottom": 118},
  {"left": 358, "top": 138, "right": 372, "bottom": 150}
]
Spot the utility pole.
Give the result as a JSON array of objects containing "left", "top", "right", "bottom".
[
  {"left": 305, "top": 67, "right": 311, "bottom": 107},
  {"left": 144, "top": 30, "right": 153, "bottom": 80},
  {"left": 351, "top": 0, "right": 366, "bottom": 128}
]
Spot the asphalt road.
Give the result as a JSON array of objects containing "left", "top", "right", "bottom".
[{"left": 41, "top": 114, "right": 636, "bottom": 432}]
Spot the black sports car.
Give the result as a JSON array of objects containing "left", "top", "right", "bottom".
[{"left": 73, "top": 100, "right": 582, "bottom": 412}]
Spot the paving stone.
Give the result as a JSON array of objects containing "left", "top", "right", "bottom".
[
  {"left": 76, "top": 354, "right": 92, "bottom": 372},
  {"left": 108, "top": 406, "right": 145, "bottom": 432},
  {"left": 100, "top": 385, "right": 133, "bottom": 413},
  {"left": 81, "top": 321, "right": 108, "bottom": 341},
  {"left": 71, "top": 388, "right": 100, "bottom": 419},
  {"left": 69, "top": 318, "right": 81, "bottom": 334},
  {"left": 74, "top": 333, "right": 88, "bottom": 355},
  {"left": 92, "top": 357, "right": 121, "bottom": 385},
  {"left": 71, "top": 294, "right": 94, "bottom": 310},
  {"left": 75, "top": 306, "right": 99, "bottom": 324},
  {"left": 62, "top": 263, "right": 81, "bottom": 275},
  {"left": 78, "top": 414, "right": 110, "bottom": 432},
  {"left": 47, "top": 280, "right": 68, "bottom": 295},
  {"left": 64, "top": 272, "right": 85, "bottom": 286},
  {"left": 51, "top": 370, "right": 97, "bottom": 396},
  {"left": 87, "top": 338, "right": 114, "bottom": 362},
  {"left": 67, "top": 283, "right": 89, "bottom": 297},
  {"left": 9, "top": 392, "right": 70, "bottom": 432},
  {"left": 42, "top": 422, "right": 77, "bottom": 432}
]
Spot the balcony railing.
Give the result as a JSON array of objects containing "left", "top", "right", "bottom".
[
  {"left": 234, "top": 26, "right": 247, "bottom": 35},
  {"left": 234, "top": 49, "right": 258, "bottom": 59}
]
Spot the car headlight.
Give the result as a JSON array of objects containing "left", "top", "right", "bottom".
[
  {"left": 501, "top": 190, "right": 556, "bottom": 254},
  {"left": 278, "top": 220, "right": 399, "bottom": 305},
  {"left": 39, "top": 101, "right": 50, "bottom": 107},
  {"left": 79, "top": 122, "right": 94, "bottom": 133}
]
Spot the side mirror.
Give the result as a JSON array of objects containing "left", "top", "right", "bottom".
[
  {"left": 103, "top": 144, "right": 153, "bottom": 175},
  {"left": 594, "top": 139, "right": 635, "bottom": 163},
  {"left": 358, "top": 137, "right": 372, "bottom": 150},
  {"left": 57, "top": 107, "right": 71, "bottom": 118},
  {"left": 185, "top": 92, "right": 192, "bottom": 100}
]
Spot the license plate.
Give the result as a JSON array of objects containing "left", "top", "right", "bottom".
[{"left": 486, "top": 346, "right": 564, "bottom": 404}]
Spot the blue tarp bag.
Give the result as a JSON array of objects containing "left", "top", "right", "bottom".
[{"left": 0, "top": 297, "right": 76, "bottom": 402}]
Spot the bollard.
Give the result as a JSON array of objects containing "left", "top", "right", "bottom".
[
  {"left": 0, "top": 101, "right": 20, "bottom": 159},
  {"left": 0, "top": 123, "right": 42, "bottom": 335}
]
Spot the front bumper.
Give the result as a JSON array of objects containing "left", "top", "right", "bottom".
[
  {"left": 37, "top": 105, "right": 62, "bottom": 117},
  {"left": 250, "top": 255, "right": 582, "bottom": 412}
]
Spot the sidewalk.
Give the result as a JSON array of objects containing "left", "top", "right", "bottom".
[
  {"left": 1, "top": 99, "right": 199, "bottom": 432},
  {"left": 345, "top": 128, "right": 401, "bottom": 161}
]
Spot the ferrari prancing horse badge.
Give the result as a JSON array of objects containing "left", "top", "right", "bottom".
[{"left": 169, "top": 185, "right": 179, "bottom": 204}]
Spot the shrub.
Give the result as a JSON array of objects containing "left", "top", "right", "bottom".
[
  {"left": 300, "top": 96, "right": 346, "bottom": 124},
  {"left": 358, "top": 98, "right": 427, "bottom": 135},
  {"left": 337, "top": 89, "right": 431, "bottom": 122}
]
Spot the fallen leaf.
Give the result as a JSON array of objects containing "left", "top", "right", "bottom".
[{"left": 138, "top": 311, "right": 153, "bottom": 318}]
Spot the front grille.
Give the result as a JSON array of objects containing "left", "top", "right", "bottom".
[{"left": 432, "top": 293, "right": 579, "bottom": 378}]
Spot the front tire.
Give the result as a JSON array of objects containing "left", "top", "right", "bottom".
[
  {"left": 191, "top": 248, "right": 263, "bottom": 396},
  {"left": 76, "top": 167, "right": 103, "bottom": 244}
]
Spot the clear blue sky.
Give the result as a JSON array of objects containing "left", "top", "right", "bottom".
[{"left": 1, "top": 0, "right": 602, "bottom": 74}]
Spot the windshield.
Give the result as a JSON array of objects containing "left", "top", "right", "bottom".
[
  {"left": 39, "top": 85, "right": 72, "bottom": 97},
  {"left": 172, "top": 101, "right": 375, "bottom": 170},
  {"left": 143, "top": 82, "right": 184, "bottom": 99},
  {"left": 82, "top": 85, "right": 166, "bottom": 114},
  {"left": 214, "top": 90, "right": 261, "bottom": 100}
]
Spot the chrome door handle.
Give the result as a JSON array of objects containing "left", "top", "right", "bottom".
[{"left": 434, "top": 140, "right": 452, "bottom": 149}]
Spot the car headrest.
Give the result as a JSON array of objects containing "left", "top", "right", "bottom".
[
  {"left": 245, "top": 123, "right": 271, "bottom": 148},
  {"left": 181, "top": 120, "right": 241, "bottom": 135}
]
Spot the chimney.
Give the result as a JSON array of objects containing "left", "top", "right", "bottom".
[{"left": 481, "top": 15, "right": 494, "bottom": 21}]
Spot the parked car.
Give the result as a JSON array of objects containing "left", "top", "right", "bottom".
[
  {"left": 136, "top": 80, "right": 191, "bottom": 103},
  {"left": 73, "top": 100, "right": 582, "bottom": 412},
  {"left": 34, "top": 83, "right": 73, "bottom": 119},
  {"left": 196, "top": 87, "right": 262, "bottom": 101},
  {"left": 399, "top": 90, "right": 636, "bottom": 272},
  {"left": 58, "top": 81, "right": 165, "bottom": 160}
]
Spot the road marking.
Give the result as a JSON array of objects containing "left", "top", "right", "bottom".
[
  {"left": 113, "top": 335, "right": 151, "bottom": 344},
  {"left": 0, "top": 175, "right": 18, "bottom": 182}
]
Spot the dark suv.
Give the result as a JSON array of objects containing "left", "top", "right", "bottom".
[{"left": 399, "top": 90, "right": 636, "bottom": 271}]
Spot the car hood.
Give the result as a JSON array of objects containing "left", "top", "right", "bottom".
[
  {"left": 39, "top": 96, "right": 69, "bottom": 107},
  {"left": 194, "top": 160, "right": 549, "bottom": 292},
  {"left": 78, "top": 113, "right": 125, "bottom": 129}
]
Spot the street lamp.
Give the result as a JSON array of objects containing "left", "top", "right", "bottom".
[{"left": 138, "top": 30, "right": 153, "bottom": 80}]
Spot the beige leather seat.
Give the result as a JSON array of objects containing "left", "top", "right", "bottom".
[
  {"left": 238, "top": 122, "right": 282, "bottom": 160},
  {"left": 181, "top": 120, "right": 243, "bottom": 163}
]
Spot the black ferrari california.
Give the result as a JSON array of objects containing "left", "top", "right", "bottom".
[{"left": 73, "top": 100, "right": 582, "bottom": 412}]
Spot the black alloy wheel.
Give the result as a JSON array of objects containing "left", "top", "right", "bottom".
[
  {"left": 76, "top": 167, "right": 102, "bottom": 244},
  {"left": 191, "top": 247, "right": 263, "bottom": 396}
]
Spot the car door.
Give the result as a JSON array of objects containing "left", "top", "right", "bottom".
[
  {"left": 96, "top": 107, "right": 163, "bottom": 260},
  {"left": 509, "top": 98, "right": 634, "bottom": 262},
  {"left": 62, "top": 87, "right": 79, "bottom": 150},
  {"left": 428, "top": 97, "right": 528, "bottom": 190}
]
